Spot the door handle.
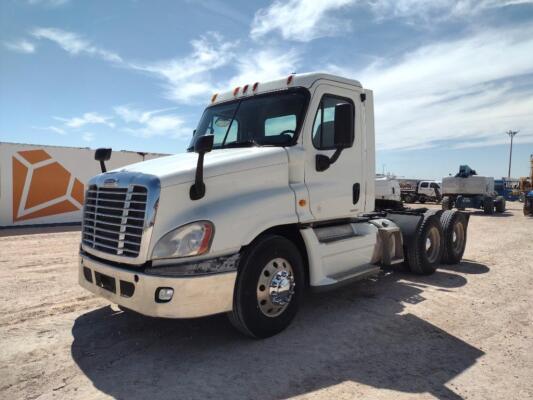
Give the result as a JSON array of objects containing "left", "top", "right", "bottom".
[{"left": 353, "top": 183, "right": 360, "bottom": 204}]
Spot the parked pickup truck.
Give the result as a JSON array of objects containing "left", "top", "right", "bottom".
[
  {"left": 399, "top": 179, "right": 442, "bottom": 204},
  {"left": 79, "top": 73, "right": 469, "bottom": 338}
]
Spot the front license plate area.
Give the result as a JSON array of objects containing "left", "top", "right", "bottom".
[{"left": 94, "top": 271, "right": 117, "bottom": 294}]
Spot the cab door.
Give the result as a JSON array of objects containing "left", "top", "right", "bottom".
[{"left": 303, "top": 84, "right": 365, "bottom": 220}]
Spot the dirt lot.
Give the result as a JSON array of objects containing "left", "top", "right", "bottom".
[{"left": 0, "top": 202, "right": 532, "bottom": 400}]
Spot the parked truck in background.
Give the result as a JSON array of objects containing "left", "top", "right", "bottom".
[
  {"left": 78, "top": 73, "right": 470, "bottom": 338},
  {"left": 375, "top": 176, "right": 402, "bottom": 210},
  {"left": 441, "top": 165, "right": 505, "bottom": 214},
  {"left": 399, "top": 179, "right": 442, "bottom": 204}
]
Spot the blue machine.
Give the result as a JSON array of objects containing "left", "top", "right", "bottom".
[{"left": 495, "top": 178, "right": 520, "bottom": 201}]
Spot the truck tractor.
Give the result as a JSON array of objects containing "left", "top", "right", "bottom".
[
  {"left": 398, "top": 179, "right": 442, "bottom": 204},
  {"left": 79, "top": 73, "right": 470, "bottom": 338},
  {"left": 441, "top": 165, "right": 505, "bottom": 214}
]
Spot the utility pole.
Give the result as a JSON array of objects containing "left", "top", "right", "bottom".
[{"left": 506, "top": 130, "right": 518, "bottom": 179}]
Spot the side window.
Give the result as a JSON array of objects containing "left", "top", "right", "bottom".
[
  {"left": 312, "top": 95, "right": 354, "bottom": 150},
  {"left": 430, "top": 182, "right": 439, "bottom": 189},
  {"left": 210, "top": 116, "right": 238, "bottom": 146},
  {"left": 421, "top": 182, "right": 429, "bottom": 188},
  {"left": 265, "top": 115, "right": 296, "bottom": 137}
]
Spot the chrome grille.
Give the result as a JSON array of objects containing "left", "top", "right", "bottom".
[{"left": 82, "top": 184, "right": 148, "bottom": 257}]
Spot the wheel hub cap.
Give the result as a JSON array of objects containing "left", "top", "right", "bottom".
[
  {"left": 257, "top": 258, "right": 295, "bottom": 318},
  {"left": 269, "top": 271, "right": 293, "bottom": 305}
]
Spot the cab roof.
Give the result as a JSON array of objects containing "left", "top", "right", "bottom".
[{"left": 210, "top": 72, "right": 362, "bottom": 106}]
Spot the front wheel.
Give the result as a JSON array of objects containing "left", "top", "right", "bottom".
[{"left": 228, "top": 235, "right": 305, "bottom": 338}]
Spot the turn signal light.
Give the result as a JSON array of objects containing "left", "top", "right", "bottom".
[{"left": 211, "top": 93, "right": 218, "bottom": 103}]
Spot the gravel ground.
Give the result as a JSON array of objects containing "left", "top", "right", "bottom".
[{"left": 0, "top": 202, "right": 532, "bottom": 400}]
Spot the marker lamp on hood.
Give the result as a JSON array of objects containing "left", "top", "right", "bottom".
[{"left": 152, "top": 221, "right": 214, "bottom": 259}]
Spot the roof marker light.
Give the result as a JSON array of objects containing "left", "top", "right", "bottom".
[
  {"left": 233, "top": 86, "right": 240, "bottom": 96},
  {"left": 287, "top": 74, "right": 294, "bottom": 85},
  {"left": 211, "top": 93, "right": 218, "bottom": 103},
  {"left": 252, "top": 82, "right": 259, "bottom": 92},
  {"left": 242, "top": 84, "right": 249, "bottom": 94}
]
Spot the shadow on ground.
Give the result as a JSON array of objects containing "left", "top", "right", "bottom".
[{"left": 72, "top": 261, "right": 487, "bottom": 400}]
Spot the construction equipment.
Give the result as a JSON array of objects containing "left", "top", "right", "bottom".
[
  {"left": 518, "top": 154, "right": 533, "bottom": 202},
  {"left": 441, "top": 165, "right": 505, "bottom": 214}
]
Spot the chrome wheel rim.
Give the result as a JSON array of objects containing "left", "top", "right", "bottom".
[
  {"left": 257, "top": 257, "right": 295, "bottom": 318},
  {"left": 452, "top": 221, "right": 465, "bottom": 253},
  {"left": 425, "top": 226, "right": 441, "bottom": 264}
]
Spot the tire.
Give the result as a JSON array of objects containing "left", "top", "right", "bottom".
[
  {"left": 403, "top": 194, "right": 414, "bottom": 203},
  {"left": 228, "top": 235, "right": 305, "bottom": 338},
  {"left": 404, "top": 213, "right": 444, "bottom": 275},
  {"left": 440, "top": 210, "right": 468, "bottom": 264},
  {"left": 494, "top": 196, "right": 506, "bottom": 213},
  {"left": 419, "top": 196, "right": 427, "bottom": 204},
  {"left": 441, "top": 196, "right": 452, "bottom": 210},
  {"left": 483, "top": 197, "right": 494, "bottom": 215}
]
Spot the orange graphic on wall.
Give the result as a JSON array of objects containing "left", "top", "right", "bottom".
[{"left": 12, "top": 149, "right": 85, "bottom": 222}]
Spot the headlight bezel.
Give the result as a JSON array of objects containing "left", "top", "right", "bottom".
[{"left": 151, "top": 221, "right": 214, "bottom": 260}]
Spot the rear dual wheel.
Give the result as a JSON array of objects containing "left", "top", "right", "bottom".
[
  {"left": 228, "top": 235, "right": 304, "bottom": 338},
  {"left": 404, "top": 214, "right": 443, "bottom": 275},
  {"left": 440, "top": 210, "right": 468, "bottom": 264}
]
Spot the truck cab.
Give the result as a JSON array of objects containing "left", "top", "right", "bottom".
[{"left": 79, "top": 73, "right": 469, "bottom": 338}]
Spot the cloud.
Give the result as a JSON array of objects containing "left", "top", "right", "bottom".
[
  {"left": 368, "top": 0, "right": 533, "bottom": 20},
  {"left": 230, "top": 48, "right": 301, "bottom": 87},
  {"left": 115, "top": 105, "right": 190, "bottom": 138},
  {"left": 32, "top": 125, "right": 67, "bottom": 135},
  {"left": 4, "top": 39, "right": 36, "bottom": 54},
  {"left": 250, "top": 0, "right": 354, "bottom": 42},
  {"left": 31, "top": 27, "right": 122, "bottom": 63},
  {"left": 132, "top": 32, "right": 238, "bottom": 103},
  {"left": 82, "top": 132, "right": 95, "bottom": 142},
  {"left": 249, "top": 0, "right": 533, "bottom": 39},
  {"left": 54, "top": 112, "right": 115, "bottom": 128},
  {"left": 328, "top": 24, "right": 533, "bottom": 150}
]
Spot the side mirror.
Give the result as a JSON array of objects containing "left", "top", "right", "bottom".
[
  {"left": 333, "top": 103, "right": 354, "bottom": 148},
  {"left": 190, "top": 135, "right": 214, "bottom": 200},
  {"left": 316, "top": 103, "right": 354, "bottom": 172},
  {"left": 194, "top": 134, "right": 214, "bottom": 154},
  {"left": 95, "top": 148, "right": 112, "bottom": 173}
]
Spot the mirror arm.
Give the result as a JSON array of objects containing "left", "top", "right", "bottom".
[
  {"left": 316, "top": 148, "right": 344, "bottom": 172},
  {"left": 99, "top": 160, "right": 107, "bottom": 173},
  {"left": 190, "top": 152, "right": 206, "bottom": 200}
]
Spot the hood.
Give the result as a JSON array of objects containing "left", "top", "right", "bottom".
[{"left": 114, "top": 147, "right": 288, "bottom": 187}]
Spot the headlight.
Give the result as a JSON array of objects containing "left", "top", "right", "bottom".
[{"left": 152, "top": 221, "right": 214, "bottom": 259}]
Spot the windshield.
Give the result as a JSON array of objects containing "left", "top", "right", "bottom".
[{"left": 189, "top": 88, "right": 309, "bottom": 150}]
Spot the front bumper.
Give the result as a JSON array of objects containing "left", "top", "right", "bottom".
[{"left": 79, "top": 254, "right": 237, "bottom": 318}]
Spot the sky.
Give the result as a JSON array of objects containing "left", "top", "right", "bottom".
[{"left": 1, "top": 0, "right": 533, "bottom": 179}]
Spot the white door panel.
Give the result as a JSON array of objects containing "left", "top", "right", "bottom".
[{"left": 303, "top": 84, "right": 364, "bottom": 220}]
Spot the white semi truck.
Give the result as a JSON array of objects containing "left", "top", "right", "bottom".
[{"left": 79, "top": 73, "right": 469, "bottom": 338}]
